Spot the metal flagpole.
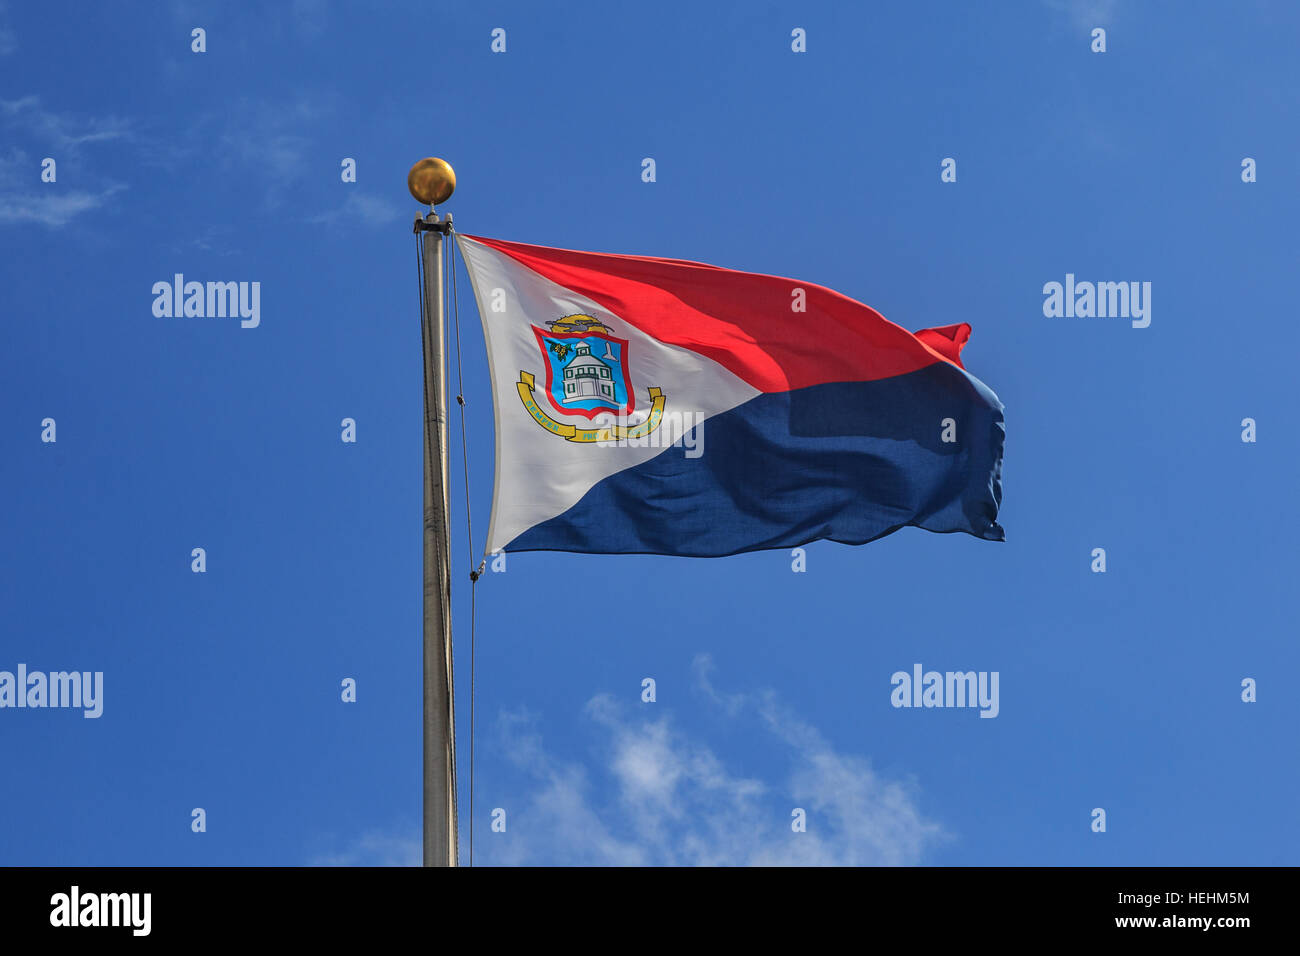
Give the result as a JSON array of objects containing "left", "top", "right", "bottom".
[{"left": 409, "top": 157, "right": 458, "bottom": 867}]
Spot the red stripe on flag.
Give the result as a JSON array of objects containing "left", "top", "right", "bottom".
[
  {"left": 465, "top": 234, "right": 968, "bottom": 392},
  {"left": 913, "top": 323, "right": 970, "bottom": 370}
]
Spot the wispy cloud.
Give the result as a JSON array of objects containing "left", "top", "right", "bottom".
[
  {"left": 0, "top": 96, "right": 132, "bottom": 150},
  {"left": 292, "top": 0, "right": 329, "bottom": 39},
  {"left": 164, "top": 223, "right": 240, "bottom": 257},
  {"left": 0, "top": 97, "right": 131, "bottom": 227},
  {"left": 0, "top": 148, "right": 124, "bottom": 227},
  {"left": 309, "top": 191, "right": 401, "bottom": 229},
  {"left": 214, "top": 97, "right": 328, "bottom": 208},
  {"left": 309, "top": 828, "right": 420, "bottom": 866},
  {"left": 0, "top": 1, "right": 14, "bottom": 56},
  {"left": 312, "top": 661, "right": 944, "bottom": 867},
  {"left": 476, "top": 656, "right": 944, "bottom": 866},
  {"left": 1043, "top": 0, "right": 1118, "bottom": 30},
  {"left": 0, "top": 186, "right": 124, "bottom": 227}
]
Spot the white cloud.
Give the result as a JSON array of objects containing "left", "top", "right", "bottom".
[
  {"left": 1043, "top": 0, "right": 1118, "bottom": 30},
  {"left": 220, "top": 123, "right": 308, "bottom": 191},
  {"left": 477, "top": 658, "right": 945, "bottom": 866},
  {"left": 0, "top": 99, "right": 130, "bottom": 228},
  {"left": 212, "top": 97, "right": 330, "bottom": 208},
  {"left": 309, "top": 191, "right": 401, "bottom": 229},
  {"left": 0, "top": 148, "right": 124, "bottom": 226},
  {"left": 167, "top": 224, "right": 239, "bottom": 256},
  {"left": 0, "top": 187, "right": 123, "bottom": 227},
  {"left": 314, "top": 662, "right": 945, "bottom": 867},
  {"left": 309, "top": 828, "right": 420, "bottom": 867},
  {"left": 0, "top": 1, "right": 14, "bottom": 56},
  {"left": 292, "top": 0, "right": 329, "bottom": 38},
  {"left": 0, "top": 96, "right": 132, "bottom": 150}
]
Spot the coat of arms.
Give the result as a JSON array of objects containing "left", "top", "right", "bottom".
[{"left": 517, "top": 314, "right": 666, "bottom": 443}]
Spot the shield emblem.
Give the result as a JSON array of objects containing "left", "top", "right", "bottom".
[{"left": 532, "top": 320, "right": 634, "bottom": 421}]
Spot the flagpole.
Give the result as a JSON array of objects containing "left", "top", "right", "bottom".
[{"left": 409, "top": 157, "right": 458, "bottom": 867}]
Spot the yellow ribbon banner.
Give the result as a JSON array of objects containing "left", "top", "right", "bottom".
[{"left": 518, "top": 371, "right": 666, "bottom": 443}]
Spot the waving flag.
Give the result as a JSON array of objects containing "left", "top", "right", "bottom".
[{"left": 457, "top": 234, "right": 1005, "bottom": 558}]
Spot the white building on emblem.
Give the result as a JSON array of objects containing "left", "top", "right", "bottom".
[{"left": 561, "top": 343, "right": 619, "bottom": 406}]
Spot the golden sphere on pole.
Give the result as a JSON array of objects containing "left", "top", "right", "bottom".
[{"left": 408, "top": 157, "right": 456, "bottom": 206}]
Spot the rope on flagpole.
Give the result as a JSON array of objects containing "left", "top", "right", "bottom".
[{"left": 446, "top": 225, "right": 484, "bottom": 867}]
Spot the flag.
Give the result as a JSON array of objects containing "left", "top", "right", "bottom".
[{"left": 457, "top": 234, "right": 1005, "bottom": 558}]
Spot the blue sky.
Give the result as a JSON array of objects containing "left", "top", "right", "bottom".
[{"left": 1, "top": 0, "right": 1297, "bottom": 866}]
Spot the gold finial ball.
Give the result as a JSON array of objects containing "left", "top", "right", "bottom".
[{"left": 408, "top": 157, "right": 456, "bottom": 206}]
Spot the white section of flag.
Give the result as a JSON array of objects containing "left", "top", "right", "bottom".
[{"left": 456, "top": 235, "right": 760, "bottom": 554}]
